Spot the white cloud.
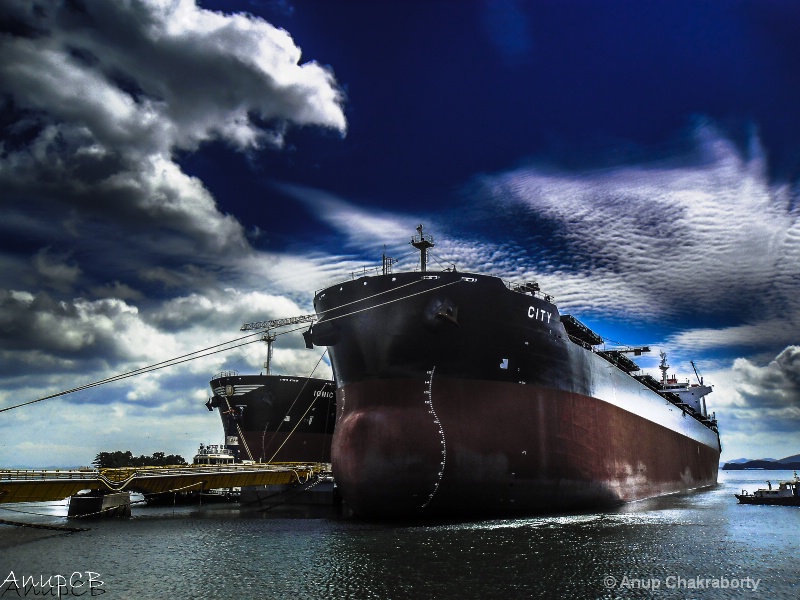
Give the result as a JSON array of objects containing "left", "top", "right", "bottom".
[
  {"left": 0, "top": 396, "right": 223, "bottom": 468},
  {"left": 0, "top": 0, "right": 347, "bottom": 275},
  {"left": 710, "top": 346, "right": 800, "bottom": 460},
  {"left": 0, "top": 3, "right": 347, "bottom": 469},
  {"left": 285, "top": 125, "right": 800, "bottom": 330},
  {"left": 1, "top": 0, "right": 346, "bottom": 153},
  {"left": 733, "top": 346, "right": 800, "bottom": 410},
  {"left": 0, "top": 285, "right": 327, "bottom": 378},
  {"left": 666, "top": 319, "right": 798, "bottom": 353},
  {"left": 472, "top": 125, "right": 797, "bottom": 322},
  {"left": 0, "top": 290, "right": 179, "bottom": 375},
  {"left": 0, "top": 284, "right": 333, "bottom": 467},
  {"left": 276, "top": 183, "right": 420, "bottom": 255}
]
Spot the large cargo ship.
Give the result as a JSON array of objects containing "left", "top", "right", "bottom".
[
  {"left": 309, "top": 226, "right": 721, "bottom": 518},
  {"left": 205, "top": 336, "right": 336, "bottom": 463}
]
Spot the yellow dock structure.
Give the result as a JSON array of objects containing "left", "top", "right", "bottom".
[{"left": 0, "top": 463, "right": 326, "bottom": 504}]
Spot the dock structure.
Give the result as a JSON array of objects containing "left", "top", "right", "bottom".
[{"left": 0, "top": 463, "right": 326, "bottom": 504}]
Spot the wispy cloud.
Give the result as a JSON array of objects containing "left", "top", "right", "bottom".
[{"left": 447, "top": 125, "right": 798, "bottom": 329}]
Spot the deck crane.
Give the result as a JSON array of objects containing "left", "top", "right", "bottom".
[
  {"left": 613, "top": 346, "right": 651, "bottom": 356},
  {"left": 240, "top": 313, "right": 317, "bottom": 332},
  {"left": 240, "top": 313, "right": 319, "bottom": 349},
  {"left": 691, "top": 360, "right": 704, "bottom": 385},
  {"left": 598, "top": 346, "right": 651, "bottom": 373}
]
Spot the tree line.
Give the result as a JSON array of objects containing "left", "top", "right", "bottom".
[{"left": 92, "top": 450, "right": 187, "bottom": 469}]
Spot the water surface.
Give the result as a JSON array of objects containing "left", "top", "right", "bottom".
[{"left": 1, "top": 470, "right": 797, "bottom": 599}]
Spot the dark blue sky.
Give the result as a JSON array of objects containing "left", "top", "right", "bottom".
[
  {"left": 193, "top": 0, "right": 800, "bottom": 246},
  {"left": 2, "top": 0, "right": 800, "bottom": 465}
]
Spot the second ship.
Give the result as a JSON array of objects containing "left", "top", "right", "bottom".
[
  {"left": 308, "top": 226, "right": 721, "bottom": 519},
  {"left": 205, "top": 333, "right": 336, "bottom": 463}
]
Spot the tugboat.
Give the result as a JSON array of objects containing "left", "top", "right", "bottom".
[
  {"left": 142, "top": 443, "right": 242, "bottom": 505},
  {"left": 735, "top": 472, "right": 800, "bottom": 506},
  {"left": 193, "top": 442, "right": 237, "bottom": 465}
]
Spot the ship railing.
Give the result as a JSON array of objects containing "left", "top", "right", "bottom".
[
  {"left": 347, "top": 264, "right": 386, "bottom": 280},
  {"left": 0, "top": 469, "right": 98, "bottom": 481},
  {"left": 566, "top": 334, "right": 595, "bottom": 351},
  {"left": 411, "top": 231, "right": 434, "bottom": 246},
  {"left": 315, "top": 263, "right": 459, "bottom": 293},
  {"left": 213, "top": 370, "right": 238, "bottom": 379},
  {"left": 501, "top": 279, "right": 553, "bottom": 302},
  {"left": 317, "top": 266, "right": 555, "bottom": 302},
  {"left": 314, "top": 264, "right": 391, "bottom": 292}
]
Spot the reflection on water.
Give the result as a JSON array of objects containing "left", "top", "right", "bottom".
[{"left": 1, "top": 471, "right": 798, "bottom": 599}]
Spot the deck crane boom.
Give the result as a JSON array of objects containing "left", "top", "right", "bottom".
[
  {"left": 613, "top": 346, "right": 651, "bottom": 355},
  {"left": 240, "top": 313, "right": 319, "bottom": 349},
  {"left": 691, "top": 360, "right": 704, "bottom": 385},
  {"left": 240, "top": 313, "right": 318, "bottom": 332}
]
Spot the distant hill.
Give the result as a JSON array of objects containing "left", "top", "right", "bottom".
[
  {"left": 722, "top": 459, "right": 800, "bottom": 470},
  {"left": 778, "top": 453, "right": 800, "bottom": 463}
]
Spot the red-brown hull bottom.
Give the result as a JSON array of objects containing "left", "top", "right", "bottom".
[{"left": 332, "top": 378, "right": 719, "bottom": 518}]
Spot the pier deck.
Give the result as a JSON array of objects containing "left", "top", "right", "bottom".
[{"left": 0, "top": 463, "right": 326, "bottom": 503}]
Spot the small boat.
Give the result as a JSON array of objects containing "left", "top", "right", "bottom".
[
  {"left": 142, "top": 443, "right": 241, "bottom": 505},
  {"left": 193, "top": 442, "right": 237, "bottom": 465},
  {"left": 735, "top": 472, "right": 800, "bottom": 506}
]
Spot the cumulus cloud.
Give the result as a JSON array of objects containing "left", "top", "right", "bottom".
[
  {"left": 704, "top": 345, "right": 800, "bottom": 459},
  {"left": 0, "top": 0, "right": 347, "bottom": 279},
  {"left": 0, "top": 2, "right": 346, "bottom": 468},
  {"left": 0, "top": 285, "right": 328, "bottom": 378},
  {"left": 734, "top": 345, "right": 800, "bottom": 411},
  {"left": 1, "top": 0, "right": 346, "bottom": 151},
  {"left": 0, "top": 281, "right": 333, "bottom": 465},
  {"left": 0, "top": 289, "right": 176, "bottom": 368}
]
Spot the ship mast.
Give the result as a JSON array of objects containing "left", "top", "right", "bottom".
[
  {"left": 262, "top": 332, "right": 276, "bottom": 375},
  {"left": 659, "top": 351, "right": 669, "bottom": 386},
  {"left": 382, "top": 245, "right": 397, "bottom": 275},
  {"left": 411, "top": 224, "right": 435, "bottom": 272}
]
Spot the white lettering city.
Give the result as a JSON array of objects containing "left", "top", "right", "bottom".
[{"left": 527, "top": 306, "right": 552, "bottom": 323}]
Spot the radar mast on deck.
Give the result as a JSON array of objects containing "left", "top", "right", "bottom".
[{"left": 411, "top": 224, "right": 435, "bottom": 272}]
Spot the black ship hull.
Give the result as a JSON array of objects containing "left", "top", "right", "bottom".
[
  {"left": 312, "top": 270, "right": 721, "bottom": 518},
  {"left": 207, "top": 373, "right": 336, "bottom": 463}
]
